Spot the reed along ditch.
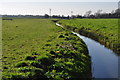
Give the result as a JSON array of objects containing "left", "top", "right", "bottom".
[{"left": 56, "top": 23, "right": 118, "bottom": 78}]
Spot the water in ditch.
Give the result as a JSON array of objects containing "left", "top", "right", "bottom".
[{"left": 72, "top": 32, "right": 118, "bottom": 78}]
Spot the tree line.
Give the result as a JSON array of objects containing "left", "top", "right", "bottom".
[
  {"left": 83, "top": 8, "right": 120, "bottom": 18},
  {"left": 2, "top": 8, "right": 120, "bottom": 19}
]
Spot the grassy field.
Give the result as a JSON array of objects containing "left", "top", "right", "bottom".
[
  {"left": 58, "top": 19, "right": 119, "bottom": 54},
  {"left": 2, "top": 18, "right": 91, "bottom": 79}
]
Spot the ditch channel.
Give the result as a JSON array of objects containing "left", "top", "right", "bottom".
[{"left": 56, "top": 23, "right": 118, "bottom": 78}]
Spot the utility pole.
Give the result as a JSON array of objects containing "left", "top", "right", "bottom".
[
  {"left": 71, "top": 11, "right": 73, "bottom": 19},
  {"left": 49, "top": 8, "right": 51, "bottom": 18}
]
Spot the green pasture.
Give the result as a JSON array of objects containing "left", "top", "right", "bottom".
[{"left": 2, "top": 18, "right": 91, "bottom": 79}]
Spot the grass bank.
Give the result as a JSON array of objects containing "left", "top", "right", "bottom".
[
  {"left": 58, "top": 19, "right": 119, "bottom": 55},
  {"left": 2, "top": 18, "right": 91, "bottom": 79}
]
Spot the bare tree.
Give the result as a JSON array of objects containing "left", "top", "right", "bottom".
[
  {"left": 115, "top": 8, "right": 120, "bottom": 14},
  {"left": 111, "top": 10, "right": 115, "bottom": 14},
  {"left": 95, "top": 10, "right": 102, "bottom": 16},
  {"left": 85, "top": 10, "right": 92, "bottom": 17}
]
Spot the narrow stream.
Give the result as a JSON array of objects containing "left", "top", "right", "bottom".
[
  {"left": 72, "top": 32, "right": 118, "bottom": 78},
  {"left": 56, "top": 23, "right": 118, "bottom": 78}
]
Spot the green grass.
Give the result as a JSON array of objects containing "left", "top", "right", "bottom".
[
  {"left": 2, "top": 19, "right": 57, "bottom": 69},
  {"left": 2, "top": 18, "right": 91, "bottom": 79},
  {"left": 59, "top": 19, "right": 119, "bottom": 54}
]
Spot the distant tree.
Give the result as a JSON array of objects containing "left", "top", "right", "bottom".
[
  {"left": 111, "top": 10, "right": 115, "bottom": 14},
  {"left": 95, "top": 10, "right": 102, "bottom": 17},
  {"left": 44, "top": 14, "right": 49, "bottom": 18},
  {"left": 52, "top": 15, "right": 61, "bottom": 18},
  {"left": 67, "top": 15, "right": 70, "bottom": 19},
  {"left": 89, "top": 15, "right": 95, "bottom": 18},
  {"left": 76, "top": 15, "right": 83, "bottom": 18},
  {"left": 114, "top": 8, "right": 120, "bottom": 18},
  {"left": 115, "top": 8, "right": 120, "bottom": 14},
  {"left": 61, "top": 15, "right": 65, "bottom": 18},
  {"left": 58, "top": 15, "right": 61, "bottom": 18},
  {"left": 85, "top": 10, "right": 92, "bottom": 17}
]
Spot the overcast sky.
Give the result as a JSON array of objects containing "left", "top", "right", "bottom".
[{"left": 0, "top": 1, "right": 119, "bottom": 15}]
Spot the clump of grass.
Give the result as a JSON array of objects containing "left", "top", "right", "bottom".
[
  {"left": 45, "top": 44, "right": 51, "bottom": 46},
  {"left": 18, "top": 67, "right": 32, "bottom": 73},
  {"left": 25, "top": 56, "right": 36, "bottom": 60},
  {"left": 30, "top": 61, "right": 43, "bottom": 68},
  {"left": 59, "top": 35, "right": 65, "bottom": 38},
  {"left": 37, "top": 55, "right": 55, "bottom": 67},
  {"left": 2, "top": 67, "right": 47, "bottom": 80},
  {"left": 15, "top": 61, "right": 28, "bottom": 67}
]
